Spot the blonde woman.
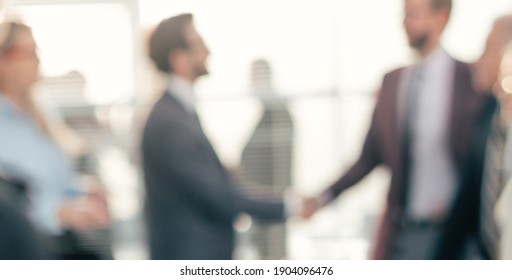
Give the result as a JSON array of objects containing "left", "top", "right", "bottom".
[{"left": 0, "top": 21, "right": 109, "bottom": 259}]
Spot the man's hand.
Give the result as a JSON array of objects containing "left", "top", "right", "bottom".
[
  {"left": 58, "top": 196, "right": 109, "bottom": 231},
  {"left": 301, "top": 197, "right": 320, "bottom": 219}
]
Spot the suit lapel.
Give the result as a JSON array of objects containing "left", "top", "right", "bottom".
[
  {"left": 163, "top": 92, "right": 227, "bottom": 175},
  {"left": 382, "top": 69, "right": 403, "bottom": 170},
  {"left": 448, "top": 61, "right": 465, "bottom": 165},
  {"left": 387, "top": 69, "right": 409, "bottom": 207},
  {"left": 446, "top": 61, "right": 481, "bottom": 172}
]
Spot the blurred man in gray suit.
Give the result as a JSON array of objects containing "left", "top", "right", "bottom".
[{"left": 141, "top": 14, "right": 297, "bottom": 260}]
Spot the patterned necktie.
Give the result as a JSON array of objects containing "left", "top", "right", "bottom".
[{"left": 403, "top": 65, "right": 424, "bottom": 211}]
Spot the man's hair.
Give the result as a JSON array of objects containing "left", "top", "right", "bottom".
[
  {"left": 148, "top": 13, "right": 193, "bottom": 73},
  {"left": 431, "top": 0, "right": 452, "bottom": 23},
  {"left": 429, "top": 0, "right": 452, "bottom": 28},
  {"left": 431, "top": 0, "right": 452, "bottom": 11}
]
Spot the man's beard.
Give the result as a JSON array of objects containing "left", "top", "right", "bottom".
[
  {"left": 193, "top": 64, "right": 208, "bottom": 79},
  {"left": 409, "top": 33, "right": 430, "bottom": 51}
]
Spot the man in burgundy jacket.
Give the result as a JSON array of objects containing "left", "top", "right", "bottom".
[{"left": 304, "top": 0, "right": 493, "bottom": 259}]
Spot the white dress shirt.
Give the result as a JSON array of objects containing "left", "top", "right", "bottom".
[
  {"left": 167, "top": 74, "right": 196, "bottom": 114},
  {"left": 399, "top": 48, "right": 458, "bottom": 220}
]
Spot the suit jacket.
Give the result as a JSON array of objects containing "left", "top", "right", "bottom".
[
  {"left": 323, "top": 60, "right": 493, "bottom": 259},
  {"left": 434, "top": 95, "right": 497, "bottom": 259},
  {"left": 141, "top": 93, "right": 285, "bottom": 260}
]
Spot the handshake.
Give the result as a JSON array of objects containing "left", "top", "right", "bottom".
[
  {"left": 300, "top": 197, "right": 321, "bottom": 219},
  {"left": 285, "top": 192, "right": 329, "bottom": 220}
]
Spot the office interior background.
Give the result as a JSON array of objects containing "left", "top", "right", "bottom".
[{"left": 5, "top": 0, "right": 512, "bottom": 259}]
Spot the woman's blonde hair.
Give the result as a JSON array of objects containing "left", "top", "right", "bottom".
[{"left": 0, "top": 21, "right": 86, "bottom": 156}]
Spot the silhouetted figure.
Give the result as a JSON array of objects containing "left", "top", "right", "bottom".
[{"left": 239, "top": 59, "right": 294, "bottom": 259}]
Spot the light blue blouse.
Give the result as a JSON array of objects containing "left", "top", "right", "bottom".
[{"left": 0, "top": 95, "right": 80, "bottom": 235}]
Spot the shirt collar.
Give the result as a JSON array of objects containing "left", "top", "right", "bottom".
[
  {"left": 415, "top": 47, "right": 451, "bottom": 71},
  {"left": 167, "top": 74, "right": 196, "bottom": 114},
  {"left": 0, "top": 94, "right": 27, "bottom": 118}
]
